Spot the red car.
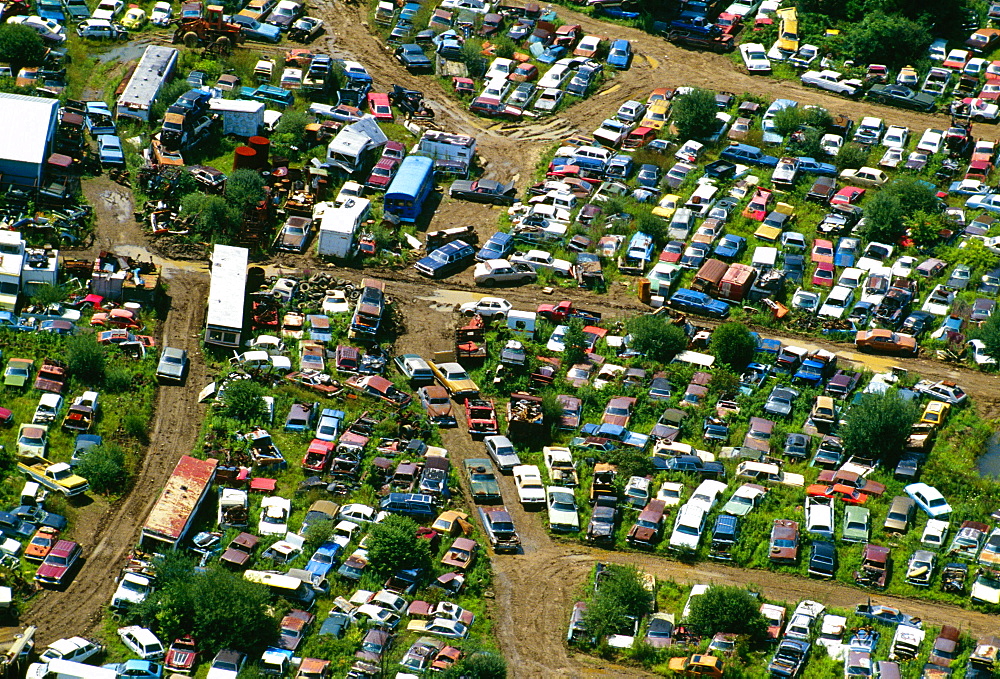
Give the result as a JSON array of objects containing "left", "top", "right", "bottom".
[
  {"left": 602, "top": 396, "right": 635, "bottom": 427},
  {"left": 742, "top": 187, "right": 773, "bottom": 221},
  {"left": 811, "top": 239, "right": 834, "bottom": 264},
  {"left": 453, "top": 77, "right": 475, "bottom": 95},
  {"left": 25, "top": 526, "right": 59, "bottom": 563},
  {"left": 34, "top": 540, "right": 81, "bottom": 587},
  {"left": 830, "top": 186, "right": 865, "bottom": 207},
  {"left": 812, "top": 262, "right": 835, "bottom": 287},
  {"left": 509, "top": 63, "right": 538, "bottom": 82},
  {"left": 302, "top": 438, "right": 334, "bottom": 473},
  {"left": 365, "top": 158, "right": 400, "bottom": 191},
  {"left": 365, "top": 92, "right": 393, "bottom": 122},
  {"left": 716, "top": 12, "right": 741, "bottom": 35},
  {"left": 806, "top": 483, "right": 868, "bottom": 504},
  {"left": 97, "top": 329, "right": 155, "bottom": 347},
  {"left": 381, "top": 140, "right": 406, "bottom": 162},
  {"left": 660, "top": 240, "right": 685, "bottom": 263},
  {"left": 165, "top": 636, "right": 198, "bottom": 674}
]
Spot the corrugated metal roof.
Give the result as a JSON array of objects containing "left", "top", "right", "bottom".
[
  {"left": 207, "top": 244, "right": 248, "bottom": 330},
  {"left": 0, "top": 94, "right": 57, "bottom": 165},
  {"left": 143, "top": 455, "right": 217, "bottom": 542},
  {"left": 118, "top": 45, "right": 178, "bottom": 110}
]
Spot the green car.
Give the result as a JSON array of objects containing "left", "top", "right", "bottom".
[
  {"left": 464, "top": 458, "right": 501, "bottom": 504},
  {"left": 4, "top": 358, "right": 33, "bottom": 387},
  {"left": 842, "top": 505, "right": 871, "bottom": 543}
]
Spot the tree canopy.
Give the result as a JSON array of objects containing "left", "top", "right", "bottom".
[
  {"left": 366, "top": 514, "right": 431, "bottom": 578},
  {"left": 220, "top": 379, "right": 268, "bottom": 421},
  {"left": 0, "top": 24, "right": 46, "bottom": 66},
  {"left": 76, "top": 443, "right": 130, "bottom": 495},
  {"left": 562, "top": 320, "right": 589, "bottom": 367},
  {"left": 709, "top": 323, "right": 757, "bottom": 369},
  {"left": 844, "top": 11, "right": 932, "bottom": 69},
  {"left": 581, "top": 565, "right": 654, "bottom": 642},
  {"left": 840, "top": 390, "right": 917, "bottom": 467},
  {"left": 686, "top": 586, "right": 768, "bottom": 640},
  {"left": 978, "top": 310, "right": 1000, "bottom": 365},
  {"left": 671, "top": 89, "right": 719, "bottom": 141},
  {"left": 627, "top": 315, "right": 688, "bottom": 362}
]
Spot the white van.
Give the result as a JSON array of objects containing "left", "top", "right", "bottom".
[
  {"left": 27, "top": 659, "right": 117, "bottom": 679},
  {"left": 116, "top": 626, "right": 164, "bottom": 660}
]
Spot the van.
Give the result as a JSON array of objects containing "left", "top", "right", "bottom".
[
  {"left": 378, "top": 492, "right": 436, "bottom": 519},
  {"left": 692, "top": 258, "right": 728, "bottom": 293},
  {"left": 27, "top": 659, "right": 118, "bottom": 679},
  {"left": 571, "top": 145, "right": 612, "bottom": 166},
  {"left": 622, "top": 126, "right": 657, "bottom": 150},
  {"left": 245, "top": 570, "right": 317, "bottom": 608},
  {"left": 626, "top": 499, "right": 666, "bottom": 547},
  {"left": 117, "top": 627, "right": 164, "bottom": 660}
]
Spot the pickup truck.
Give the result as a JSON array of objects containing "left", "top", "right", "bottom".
[
  {"left": 535, "top": 300, "right": 602, "bottom": 324},
  {"left": 19, "top": 457, "right": 89, "bottom": 496},
  {"left": 478, "top": 506, "right": 520, "bottom": 553},
  {"left": 62, "top": 391, "right": 98, "bottom": 432}
]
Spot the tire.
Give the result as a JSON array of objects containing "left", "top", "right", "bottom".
[
  {"left": 482, "top": 278, "right": 495, "bottom": 287},
  {"left": 215, "top": 36, "right": 231, "bottom": 52},
  {"left": 974, "top": 115, "right": 986, "bottom": 123},
  {"left": 464, "top": 310, "right": 475, "bottom": 317},
  {"left": 876, "top": 95, "right": 887, "bottom": 104},
  {"left": 183, "top": 31, "right": 199, "bottom": 48},
  {"left": 495, "top": 313, "right": 506, "bottom": 321}
]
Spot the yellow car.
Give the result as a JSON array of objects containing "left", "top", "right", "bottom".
[
  {"left": 651, "top": 193, "right": 681, "bottom": 219},
  {"left": 776, "top": 7, "right": 799, "bottom": 52},
  {"left": 920, "top": 400, "right": 950, "bottom": 426},
  {"left": 430, "top": 361, "right": 479, "bottom": 399},
  {"left": 640, "top": 101, "right": 670, "bottom": 130},
  {"left": 121, "top": 6, "right": 146, "bottom": 28}
]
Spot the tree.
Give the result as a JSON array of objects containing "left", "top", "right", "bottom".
[
  {"left": 771, "top": 106, "right": 803, "bottom": 138},
  {"left": 801, "top": 107, "right": 832, "bottom": 129},
  {"left": 0, "top": 24, "right": 46, "bottom": 66},
  {"left": 840, "top": 391, "right": 917, "bottom": 468},
  {"left": 181, "top": 193, "right": 233, "bottom": 239},
  {"left": 905, "top": 210, "right": 945, "bottom": 247},
  {"left": 686, "top": 586, "right": 768, "bottom": 639},
  {"left": 459, "top": 39, "right": 487, "bottom": 78},
  {"left": 441, "top": 652, "right": 507, "bottom": 679},
  {"left": 626, "top": 315, "right": 688, "bottom": 362},
  {"left": 67, "top": 334, "right": 106, "bottom": 385},
  {"left": 709, "top": 322, "right": 757, "bottom": 369},
  {"left": 883, "top": 177, "right": 941, "bottom": 215},
  {"left": 29, "top": 284, "right": 67, "bottom": 307},
  {"left": 76, "top": 443, "right": 130, "bottom": 495},
  {"left": 270, "top": 110, "right": 309, "bottom": 158},
  {"left": 861, "top": 192, "right": 906, "bottom": 244},
  {"left": 845, "top": 11, "right": 932, "bottom": 69},
  {"left": 225, "top": 169, "right": 266, "bottom": 218},
  {"left": 135, "top": 566, "right": 276, "bottom": 656},
  {"left": 220, "top": 380, "right": 268, "bottom": 422},
  {"left": 303, "top": 518, "right": 337, "bottom": 550},
  {"left": 671, "top": 89, "right": 719, "bottom": 141},
  {"left": 562, "top": 320, "right": 588, "bottom": 367},
  {"left": 366, "top": 514, "right": 431, "bottom": 578},
  {"left": 836, "top": 143, "right": 869, "bottom": 170},
  {"left": 979, "top": 311, "right": 1000, "bottom": 364},
  {"left": 582, "top": 565, "right": 654, "bottom": 642},
  {"left": 788, "top": 126, "right": 824, "bottom": 160}
]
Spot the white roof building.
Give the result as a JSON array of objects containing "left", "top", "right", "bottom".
[{"left": 0, "top": 94, "right": 58, "bottom": 186}]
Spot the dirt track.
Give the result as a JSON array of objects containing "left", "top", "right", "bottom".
[{"left": 25, "top": 5, "right": 1000, "bottom": 673}]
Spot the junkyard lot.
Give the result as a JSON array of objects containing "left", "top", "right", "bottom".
[{"left": 21, "top": 5, "right": 1000, "bottom": 677}]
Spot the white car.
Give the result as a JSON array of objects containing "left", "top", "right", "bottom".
[
  {"left": 805, "top": 496, "right": 835, "bottom": 539},
  {"left": 688, "top": 480, "right": 728, "bottom": 513},
  {"left": 111, "top": 573, "right": 153, "bottom": 610},
  {"left": 321, "top": 290, "right": 350, "bottom": 314},
  {"left": 682, "top": 584, "right": 709, "bottom": 618},
  {"left": 882, "top": 125, "right": 909, "bottom": 149},
  {"left": 338, "top": 503, "right": 376, "bottom": 524},
  {"left": 921, "top": 519, "right": 950, "bottom": 550},
  {"left": 892, "top": 256, "right": 917, "bottom": 278},
  {"left": 921, "top": 284, "right": 955, "bottom": 316},
  {"left": 342, "top": 60, "right": 370, "bottom": 81},
  {"left": 837, "top": 268, "right": 864, "bottom": 289},
  {"left": 820, "top": 134, "right": 843, "bottom": 156},
  {"left": 669, "top": 503, "right": 706, "bottom": 551},
  {"left": 546, "top": 486, "right": 580, "bottom": 532},
  {"left": 740, "top": 43, "right": 771, "bottom": 72},
  {"left": 965, "top": 57, "right": 988, "bottom": 77},
  {"left": 510, "top": 250, "right": 572, "bottom": 276},
  {"left": 818, "top": 285, "right": 854, "bottom": 319},
  {"left": 722, "top": 484, "right": 767, "bottom": 516},
  {"left": 928, "top": 38, "right": 947, "bottom": 61},
  {"left": 547, "top": 325, "right": 568, "bottom": 351},
  {"left": 674, "top": 139, "right": 705, "bottom": 162},
  {"left": 905, "top": 482, "right": 953, "bottom": 519},
  {"left": 537, "top": 64, "right": 570, "bottom": 89},
  {"left": 916, "top": 128, "right": 944, "bottom": 154},
  {"left": 657, "top": 481, "right": 684, "bottom": 506},
  {"left": 800, "top": 70, "right": 862, "bottom": 96},
  {"left": 150, "top": 1, "right": 172, "bottom": 25},
  {"left": 117, "top": 627, "right": 165, "bottom": 661},
  {"left": 856, "top": 242, "right": 894, "bottom": 271},
  {"left": 258, "top": 496, "right": 291, "bottom": 536},
  {"left": 969, "top": 339, "right": 997, "bottom": 365},
  {"left": 861, "top": 270, "right": 890, "bottom": 306},
  {"left": 486, "top": 57, "right": 514, "bottom": 81},
  {"left": 8, "top": 15, "right": 66, "bottom": 42},
  {"left": 512, "top": 465, "right": 546, "bottom": 506},
  {"left": 965, "top": 98, "right": 999, "bottom": 121},
  {"left": 90, "top": 0, "right": 123, "bottom": 20},
  {"left": 791, "top": 288, "right": 820, "bottom": 313},
  {"left": 458, "top": 296, "right": 512, "bottom": 320}
]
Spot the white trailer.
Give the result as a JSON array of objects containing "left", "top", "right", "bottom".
[
  {"left": 208, "top": 99, "right": 265, "bottom": 137},
  {"left": 314, "top": 197, "right": 371, "bottom": 259}
]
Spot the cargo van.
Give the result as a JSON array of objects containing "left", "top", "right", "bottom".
[
  {"left": 719, "top": 263, "right": 757, "bottom": 302},
  {"left": 692, "top": 258, "right": 728, "bottom": 293}
]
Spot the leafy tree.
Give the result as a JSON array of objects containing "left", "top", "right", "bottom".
[
  {"left": 562, "top": 320, "right": 588, "bottom": 367},
  {"left": 0, "top": 24, "right": 46, "bottom": 66},
  {"left": 905, "top": 210, "right": 945, "bottom": 247},
  {"left": 76, "top": 443, "right": 130, "bottom": 495},
  {"left": 627, "top": 315, "right": 687, "bottom": 362},
  {"left": 686, "top": 586, "right": 768, "bottom": 639},
  {"left": 861, "top": 192, "right": 906, "bottom": 244},
  {"left": 635, "top": 211, "right": 667, "bottom": 247},
  {"left": 883, "top": 177, "right": 941, "bottom": 215},
  {"left": 460, "top": 39, "right": 487, "bottom": 78},
  {"left": 270, "top": 110, "right": 309, "bottom": 158},
  {"left": 225, "top": 168, "right": 267, "bottom": 218},
  {"left": 582, "top": 565, "right": 654, "bottom": 642},
  {"left": 840, "top": 391, "right": 917, "bottom": 468},
  {"left": 835, "top": 143, "right": 869, "bottom": 170},
  {"left": 441, "top": 652, "right": 507, "bottom": 679},
  {"left": 220, "top": 379, "right": 268, "bottom": 421},
  {"left": 606, "top": 447, "right": 653, "bottom": 481},
  {"left": 135, "top": 566, "right": 276, "bottom": 656},
  {"left": 540, "top": 391, "right": 564, "bottom": 438},
  {"left": 366, "top": 514, "right": 431, "bottom": 578},
  {"left": 709, "top": 323, "right": 757, "bottom": 369},
  {"left": 801, "top": 107, "right": 832, "bottom": 129},
  {"left": 67, "top": 334, "right": 106, "bottom": 385},
  {"left": 979, "top": 311, "right": 1000, "bottom": 364},
  {"left": 771, "top": 106, "right": 803, "bottom": 138},
  {"left": 672, "top": 89, "right": 719, "bottom": 141},
  {"left": 788, "top": 126, "right": 824, "bottom": 160},
  {"left": 303, "top": 518, "right": 337, "bottom": 550},
  {"left": 845, "top": 11, "right": 932, "bottom": 69},
  {"left": 29, "top": 284, "right": 67, "bottom": 307},
  {"left": 181, "top": 193, "right": 234, "bottom": 238}
]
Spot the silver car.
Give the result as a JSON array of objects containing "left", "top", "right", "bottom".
[
  {"left": 155, "top": 347, "right": 188, "bottom": 382},
  {"left": 484, "top": 435, "right": 521, "bottom": 472}
]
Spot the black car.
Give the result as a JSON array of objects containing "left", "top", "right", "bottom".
[
  {"left": 449, "top": 178, "right": 517, "bottom": 205},
  {"left": 709, "top": 514, "right": 739, "bottom": 560},
  {"left": 807, "top": 176, "right": 837, "bottom": 202},
  {"left": 702, "top": 159, "right": 738, "bottom": 180},
  {"left": 763, "top": 386, "right": 799, "bottom": 418},
  {"left": 847, "top": 301, "right": 875, "bottom": 326},
  {"left": 655, "top": 454, "right": 726, "bottom": 479},
  {"left": 900, "top": 310, "right": 935, "bottom": 337},
  {"left": 808, "top": 540, "right": 836, "bottom": 579},
  {"left": 784, "top": 433, "right": 809, "bottom": 460},
  {"left": 394, "top": 44, "right": 432, "bottom": 70},
  {"left": 866, "top": 84, "right": 936, "bottom": 112}
]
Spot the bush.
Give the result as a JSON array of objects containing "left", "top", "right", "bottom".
[
  {"left": 709, "top": 322, "right": 758, "bottom": 369},
  {"left": 220, "top": 380, "right": 268, "bottom": 422},
  {"left": 76, "top": 443, "right": 131, "bottom": 495},
  {"left": 562, "top": 320, "right": 588, "bottom": 367},
  {"left": 67, "top": 335, "right": 106, "bottom": 385},
  {"left": 626, "top": 315, "right": 687, "bottom": 362},
  {"left": 686, "top": 586, "right": 768, "bottom": 639},
  {"left": 582, "top": 565, "right": 654, "bottom": 642},
  {"left": 123, "top": 412, "right": 149, "bottom": 445},
  {"left": 671, "top": 88, "right": 718, "bottom": 141},
  {"left": 0, "top": 24, "right": 46, "bottom": 66},
  {"left": 979, "top": 311, "right": 1000, "bottom": 364},
  {"left": 845, "top": 11, "right": 932, "bottom": 69},
  {"left": 840, "top": 391, "right": 917, "bottom": 468},
  {"left": 366, "top": 514, "right": 431, "bottom": 577},
  {"left": 29, "top": 284, "right": 67, "bottom": 307},
  {"left": 836, "top": 143, "right": 869, "bottom": 170},
  {"left": 103, "top": 366, "right": 132, "bottom": 393}
]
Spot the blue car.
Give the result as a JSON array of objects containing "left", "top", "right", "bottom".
[
  {"left": 796, "top": 157, "right": 837, "bottom": 176},
  {"left": 762, "top": 99, "right": 797, "bottom": 144},
  {"left": 230, "top": 15, "right": 281, "bottom": 42},
  {"left": 98, "top": 135, "right": 125, "bottom": 166},
  {"left": 637, "top": 164, "right": 660, "bottom": 188},
  {"left": 103, "top": 661, "right": 163, "bottom": 679},
  {"left": 606, "top": 155, "right": 634, "bottom": 179},
  {"left": 413, "top": 240, "right": 476, "bottom": 278},
  {"left": 84, "top": 101, "right": 115, "bottom": 135},
  {"left": 607, "top": 39, "right": 632, "bottom": 69},
  {"left": 537, "top": 44, "right": 566, "bottom": 64},
  {"left": 669, "top": 288, "right": 731, "bottom": 318},
  {"left": 305, "top": 540, "right": 342, "bottom": 580},
  {"left": 714, "top": 234, "right": 746, "bottom": 260},
  {"left": 476, "top": 231, "right": 514, "bottom": 262},
  {"left": 720, "top": 143, "right": 779, "bottom": 167},
  {"left": 834, "top": 237, "right": 860, "bottom": 267},
  {"left": 580, "top": 422, "right": 649, "bottom": 449}
]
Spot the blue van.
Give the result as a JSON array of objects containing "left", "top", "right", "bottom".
[
  {"left": 669, "top": 288, "right": 731, "bottom": 318},
  {"left": 476, "top": 232, "right": 515, "bottom": 262}
]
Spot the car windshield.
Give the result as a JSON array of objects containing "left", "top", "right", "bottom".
[
  {"left": 774, "top": 539, "right": 796, "bottom": 548},
  {"left": 677, "top": 524, "right": 699, "bottom": 535}
]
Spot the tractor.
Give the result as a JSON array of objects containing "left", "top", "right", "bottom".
[{"left": 172, "top": 4, "right": 244, "bottom": 52}]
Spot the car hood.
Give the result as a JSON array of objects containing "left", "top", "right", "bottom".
[
  {"left": 972, "top": 579, "right": 1000, "bottom": 604},
  {"left": 35, "top": 562, "right": 67, "bottom": 579}
]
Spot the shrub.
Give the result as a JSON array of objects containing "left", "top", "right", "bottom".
[
  {"left": 220, "top": 380, "right": 268, "bottom": 422},
  {"left": 77, "top": 443, "right": 131, "bottom": 495},
  {"left": 367, "top": 514, "right": 431, "bottom": 577},
  {"left": 627, "top": 315, "right": 687, "bottom": 362},
  {"left": 123, "top": 412, "right": 149, "bottom": 445},
  {"left": 686, "top": 585, "right": 768, "bottom": 639},
  {"left": 67, "top": 334, "right": 106, "bottom": 385},
  {"left": 709, "top": 323, "right": 757, "bottom": 369}
]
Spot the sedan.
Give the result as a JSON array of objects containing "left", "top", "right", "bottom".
[
  {"left": 230, "top": 15, "right": 281, "bottom": 42},
  {"left": 150, "top": 1, "right": 172, "bottom": 24},
  {"left": 449, "top": 178, "right": 517, "bottom": 205},
  {"left": 636, "top": 164, "right": 660, "bottom": 188},
  {"left": 740, "top": 42, "right": 771, "bottom": 72},
  {"left": 808, "top": 540, "right": 836, "bottom": 579},
  {"left": 866, "top": 84, "right": 936, "bottom": 112},
  {"left": 155, "top": 347, "right": 188, "bottom": 382},
  {"left": 365, "top": 158, "right": 400, "bottom": 191},
  {"left": 546, "top": 487, "right": 580, "bottom": 532}
]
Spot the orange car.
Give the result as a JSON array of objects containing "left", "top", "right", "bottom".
[
  {"left": 25, "top": 526, "right": 60, "bottom": 563},
  {"left": 855, "top": 329, "right": 918, "bottom": 356}
]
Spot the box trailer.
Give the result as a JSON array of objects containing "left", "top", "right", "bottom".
[
  {"left": 314, "top": 197, "right": 371, "bottom": 259},
  {"left": 209, "top": 99, "right": 265, "bottom": 137},
  {"left": 719, "top": 263, "right": 757, "bottom": 302},
  {"left": 140, "top": 455, "right": 217, "bottom": 550},
  {"left": 204, "top": 245, "right": 248, "bottom": 348},
  {"left": 692, "top": 259, "right": 728, "bottom": 294}
]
